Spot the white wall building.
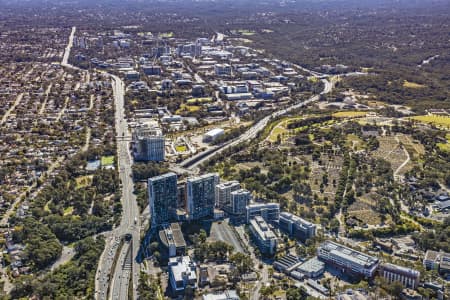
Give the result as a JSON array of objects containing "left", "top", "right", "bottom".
[
  {"left": 203, "top": 128, "right": 225, "bottom": 143},
  {"left": 246, "top": 202, "right": 280, "bottom": 223},
  {"left": 317, "top": 241, "right": 379, "bottom": 278},
  {"left": 249, "top": 216, "right": 277, "bottom": 255},
  {"left": 168, "top": 256, "right": 197, "bottom": 292},
  {"left": 215, "top": 181, "right": 240, "bottom": 209},
  {"left": 230, "top": 189, "right": 251, "bottom": 215},
  {"left": 133, "top": 126, "right": 165, "bottom": 162}
]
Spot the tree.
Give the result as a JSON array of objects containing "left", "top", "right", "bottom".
[
  {"left": 386, "top": 281, "right": 404, "bottom": 299},
  {"left": 230, "top": 252, "right": 253, "bottom": 274},
  {"left": 199, "top": 229, "right": 207, "bottom": 243},
  {"left": 286, "top": 286, "right": 307, "bottom": 300},
  {"left": 149, "top": 242, "right": 159, "bottom": 253}
]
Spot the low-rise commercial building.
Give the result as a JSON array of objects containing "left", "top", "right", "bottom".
[
  {"left": 203, "top": 128, "right": 225, "bottom": 143},
  {"left": 125, "top": 70, "right": 139, "bottom": 80},
  {"left": 225, "top": 93, "right": 252, "bottom": 101},
  {"left": 202, "top": 290, "right": 240, "bottom": 300},
  {"left": 278, "top": 212, "right": 316, "bottom": 242},
  {"left": 379, "top": 263, "right": 420, "bottom": 289},
  {"left": 296, "top": 257, "right": 325, "bottom": 278},
  {"left": 273, "top": 254, "right": 302, "bottom": 273},
  {"left": 246, "top": 202, "right": 280, "bottom": 223},
  {"left": 158, "top": 223, "right": 186, "bottom": 257},
  {"left": 214, "top": 64, "right": 232, "bottom": 76},
  {"left": 249, "top": 216, "right": 277, "bottom": 255},
  {"left": 423, "top": 250, "right": 450, "bottom": 274},
  {"left": 317, "top": 241, "right": 379, "bottom": 278},
  {"left": 168, "top": 256, "right": 197, "bottom": 293}
]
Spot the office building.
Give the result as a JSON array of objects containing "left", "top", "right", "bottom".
[
  {"left": 296, "top": 257, "right": 325, "bottom": 278},
  {"left": 279, "top": 212, "right": 316, "bottom": 242},
  {"left": 133, "top": 126, "right": 165, "bottom": 162},
  {"left": 125, "top": 70, "right": 140, "bottom": 81},
  {"left": 203, "top": 128, "right": 225, "bottom": 143},
  {"left": 423, "top": 250, "right": 450, "bottom": 274},
  {"left": 230, "top": 189, "right": 251, "bottom": 216},
  {"left": 246, "top": 202, "right": 280, "bottom": 223},
  {"left": 152, "top": 46, "right": 170, "bottom": 58},
  {"left": 161, "top": 79, "right": 173, "bottom": 90},
  {"left": 177, "top": 43, "right": 202, "bottom": 57},
  {"left": 148, "top": 173, "right": 178, "bottom": 226},
  {"left": 379, "top": 263, "right": 420, "bottom": 289},
  {"left": 168, "top": 256, "right": 197, "bottom": 293},
  {"left": 317, "top": 241, "right": 379, "bottom": 278},
  {"left": 214, "top": 64, "right": 232, "bottom": 76},
  {"left": 192, "top": 85, "right": 205, "bottom": 97},
  {"left": 142, "top": 64, "right": 161, "bottom": 76},
  {"left": 159, "top": 223, "right": 187, "bottom": 257},
  {"left": 186, "top": 173, "right": 219, "bottom": 220},
  {"left": 215, "top": 181, "right": 240, "bottom": 209},
  {"left": 249, "top": 216, "right": 277, "bottom": 255},
  {"left": 273, "top": 254, "right": 302, "bottom": 273}
]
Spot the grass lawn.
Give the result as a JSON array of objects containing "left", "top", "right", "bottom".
[
  {"left": 175, "top": 145, "right": 187, "bottom": 152},
  {"left": 158, "top": 32, "right": 173, "bottom": 38},
  {"left": 437, "top": 143, "right": 450, "bottom": 152},
  {"left": 273, "top": 290, "right": 286, "bottom": 298},
  {"left": 187, "top": 97, "right": 213, "bottom": 104},
  {"left": 332, "top": 111, "right": 367, "bottom": 118},
  {"left": 346, "top": 134, "right": 366, "bottom": 151},
  {"left": 347, "top": 198, "right": 382, "bottom": 226},
  {"left": 238, "top": 29, "right": 256, "bottom": 36},
  {"left": 44, "top": 201, "right": 51, "bottom": 212},
  {"left": 101, "top": 155, "right": 114, "bottom": 166},
  {"left": 403, "top": 80, "right": 426, "bottom": 88},
  {"left": 410, "top": 115, "right": 450, "bottom": 129},
  {"left": 75, "top": 175, "right": 93, "bottom": 189},
  {"left": 308, "top": 76, "right": 319, "bottom": 83},
  {"left": 176, "top": 104, "right": 201, "bottom": 114},
  {"left": 64, "top": 206, "right": 74, "bottom": 216},
  {"left": 268, "top": 126, "right": 287, "bottom": 143},
  {"left": 267, "top": 116, "right": 307, "bottom": 142}
]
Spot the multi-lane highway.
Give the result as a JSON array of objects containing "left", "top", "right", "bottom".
[
  {"left": 111, "top": 239, "right": 133, "bottom": 300},
  {"left": 95, "top": 75, "right": 141, "bottom": 300}
]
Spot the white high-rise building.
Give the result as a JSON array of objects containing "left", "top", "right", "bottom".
[
  {"left": 215, "top": 181, "right": 240, "bottom": 209},
  {"left": 230, "top": 189, "right": 251, "bottom": 215},
  {"left": 133, "top": 126, "right": 165, "bottom": 161}
]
